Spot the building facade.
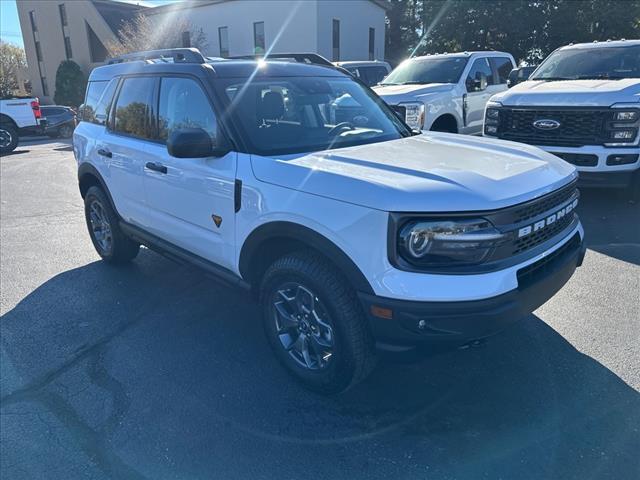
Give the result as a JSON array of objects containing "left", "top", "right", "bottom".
[
  {"left": 17, "top": 0, "right": 386, "bottom": 104},
  {"left": 17, "top": 0, "right": 145, "bottom": 103},
  {"left": 146, "top": 0, "right": 386, "bottom": 62}
]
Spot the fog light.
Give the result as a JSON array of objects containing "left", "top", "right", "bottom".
[
  {"left": 485, "top": 125, "right": 498, "bottom": 135},
  {"left": 611, "top": 130, "right": 637, "bottom": 140},
  {"left": 607, "top": 154, "right": 639, "bottom": 166}
]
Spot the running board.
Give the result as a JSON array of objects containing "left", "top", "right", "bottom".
[{"left": 119, "top": 221, "right": 251, "bottom": 291}]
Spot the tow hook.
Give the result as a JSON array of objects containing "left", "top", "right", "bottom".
[{"left": 458, "top": 338, "right": 487, "bottom": 350}]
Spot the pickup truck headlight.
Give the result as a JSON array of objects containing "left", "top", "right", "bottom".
[
  {"left": 399, "top": 102, "right": 425, "bottom": 130},
  {"left": 398, "top": 218, "right": 506, "bottom": 267},
  {"left": 613, "top": 110, "right": 639, "bottom": 122},
  {"left": 484, "top": 102, "right": 501, "bottom": 136}
]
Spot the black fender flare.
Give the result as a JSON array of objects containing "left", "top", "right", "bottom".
[
  {"left": 77, "top": 163, "right": 119, "bottom": 216},
  {"left": 239, "top": 221, "right": 374, "bottom": 295}
]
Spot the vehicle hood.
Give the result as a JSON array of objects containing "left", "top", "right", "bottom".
[
  {"left": 493, "top": 79, "right": 640, "bottom": 107},
  {"left": 250, "top": 133, "right": 577, "bottom": 213},
  {"left": 373, "top": 83, "right": 455, "bottom": 104}
]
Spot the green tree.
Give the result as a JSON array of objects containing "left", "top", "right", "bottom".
[
  {"left": 390, "top": 0, "right": 640, "bottom": 65},
  {"left": 54, "top": 60, "right": 86, "bottom": 107},
  {"left": 106, "top": 13, "right": 208, "bottom": 57},
  {"left": 0, "top": 41, "right": 27, "bottom": 98}
]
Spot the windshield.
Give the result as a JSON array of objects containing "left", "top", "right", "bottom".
[
  {"left": 219, "top": 76, "right": 411, "bottom": 156},
  {"left": 381, "top": 57, "right": 469, "bottom": 85},
  {"left": 531, "top": 45, "right": 640, "bottom": 80}
]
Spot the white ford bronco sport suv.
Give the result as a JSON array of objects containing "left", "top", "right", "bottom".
[
  {"left": 74, "top": 49, "right": 585, "bottom": 393},
  {"left": 373, "top": 51, "right": 515, "bottom": 134},
  {"left": 484, "top": 40, "right": 640, "bottom": 190}
]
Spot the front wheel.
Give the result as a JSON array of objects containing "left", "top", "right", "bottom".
[
  {"left": 259, "top": 252, "right": 376, "bottom": 394},
  {"left": 84, "top": 186, "right": 139, "bottom": 264}
]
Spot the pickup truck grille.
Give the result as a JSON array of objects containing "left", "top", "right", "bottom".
[{"left": 496, "top": 107, "right": 609, "bottom": 147}]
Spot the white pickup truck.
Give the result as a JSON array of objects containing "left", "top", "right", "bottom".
[
  {"left": 373, "top": 51, "right": 515, "bottom": 134},
  {"left": 0, "top": 96, "right": 44, "bottom": 153},
  {"left": 484, "top": 40, "right": 640, "bottom": 190}
]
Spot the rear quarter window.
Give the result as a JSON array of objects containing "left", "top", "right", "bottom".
[{"left": 81, "top": 81, "right": 108, "bottom": 123}]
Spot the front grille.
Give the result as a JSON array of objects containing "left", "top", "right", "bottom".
[
  {"left": 517, "top": 233, "right": 581, "bottom": 288},
  {"left": 511, "top": 181, "right": 577, "bottom": 223},
  {"left": 512, "top": 211, "right": 576, "bottom": 254},
  {"left": 496, "top": 107, "right": 609, "bottom": 147}
]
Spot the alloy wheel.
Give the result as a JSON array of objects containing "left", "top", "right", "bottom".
[
  {"left": 271, "top": 283, "right": 334, "bottom": 370},
  {"left": 0, "top": 128, "right": 11, "bottom": 149},
  {"left": 88, "top": 199, "right": 113, "bottom": 254}
]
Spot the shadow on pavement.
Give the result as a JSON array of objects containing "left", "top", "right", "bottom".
[
  {"left": 0, "top": 149, "right": 30, "bottom": 157},
  {"left": 577, "top": 187, "right": 639, "bottom": 266},
  {"left": 2, "top": 250, "right": 639, "bottom": 479}
]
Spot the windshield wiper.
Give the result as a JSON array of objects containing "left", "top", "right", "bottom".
[{"left": 400, "top": 81, "right": 429, "bottom": 85}]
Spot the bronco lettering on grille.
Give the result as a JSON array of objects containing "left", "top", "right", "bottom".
[{"left": 517, "top": 198, "right": 578, "bottom": 238}]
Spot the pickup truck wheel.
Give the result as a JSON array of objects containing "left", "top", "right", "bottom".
[
  {"left": 84, "top": 186, "right": 139, "bottom": 264},
  {"left": 0, "top": 124, "right": 19, "bottom": 154},
  {"left": 260, "top": 252, "right": 376, "bottom": 393}
]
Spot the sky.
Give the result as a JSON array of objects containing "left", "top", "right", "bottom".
[{"left": 0, "top": 0, "right": 176, "bottom": 48}]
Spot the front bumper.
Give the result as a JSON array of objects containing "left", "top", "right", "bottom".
[
  {"left": 359, "top": 232, "right": 585, "bottom": 348},
  {"left": 538, "top": 145, "right": 640, "bottom": 187}
]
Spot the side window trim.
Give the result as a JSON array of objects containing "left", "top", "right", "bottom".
[{"left": 107, "top": 75, "right": 160, "bottom": 142}]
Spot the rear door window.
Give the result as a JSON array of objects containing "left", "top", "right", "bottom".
[
  {"left": 490, "top": 57, "right": 514, "bottom": 84},
  {"left": 112, "top": 76, "right": 158, "bottom": 140}
]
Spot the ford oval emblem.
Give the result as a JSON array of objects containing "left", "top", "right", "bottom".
[{"left": 533, "top": 119, "right": 561, "bottom": 130}]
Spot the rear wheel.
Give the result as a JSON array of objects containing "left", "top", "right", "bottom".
[
  {"left": 259, "top": 251, "right": 376, "bottom": 394},
  {"left": 84, "top": 186, "right": 139, "bottom": 264},
  {"left": 58, "top": 123, "right": 74, "bottom": 138},
  {"left": 0, "top": 123, "right": 19, "bottom": 154}
]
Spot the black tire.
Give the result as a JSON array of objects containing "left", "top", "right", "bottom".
[
  {"left": 84, "top": 186, "right": 139, "bottom": 264},
  {"left": 259, "top": 251, "right": 376, "bottom": 394},
  {"left": 0, "top": 123, "right": 19, "bottom": 154},
  {"left": 58, "top": 124, "right": 74, "bottom": 138}
]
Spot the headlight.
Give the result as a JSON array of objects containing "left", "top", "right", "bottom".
[
  {"left": 610, "top": 129, "right": 637, "bottom": 140},
  {"left": 486, "top": 108, "right": 500, "bottom": 120},
  {"left": 399, "top": 102, "right": 425, "bottom": 130},
  {"left": 613, "top": 110, "right": 639, "bottom": 122},
  {"left": 398, "top": 218, "right": 505, "bottom": 267}
]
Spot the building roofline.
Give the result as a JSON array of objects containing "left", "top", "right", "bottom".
[{"left": 145, "top": 0, "right": 389, "bottom": 15}]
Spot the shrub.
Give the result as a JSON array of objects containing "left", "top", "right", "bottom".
[{"left": 54, "top": 60, "right": 86, "bottom": 107}]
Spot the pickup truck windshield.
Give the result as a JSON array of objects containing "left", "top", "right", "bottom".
[
  {"left": 220, "top": 76, "right": 411, "bottom": 156},
  {"left": 531, "top": 45, "right": 640, "bottom": 80},
  {"left": 380, "top": 57, "right": 469, "bottom": 85}
]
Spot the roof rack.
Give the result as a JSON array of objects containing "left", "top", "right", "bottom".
[
  {"left": 107, "top": 48, "right": 206, "bottom": 65},
  {"left": 228, "top": 52, "right": 334, "bottom": 67}
]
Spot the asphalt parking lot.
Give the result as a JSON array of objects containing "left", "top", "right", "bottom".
[{"left": 1, "top": 138, "right": 639, "bottom": 480}]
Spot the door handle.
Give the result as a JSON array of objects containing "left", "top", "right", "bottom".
[
  {"left": 97, "top": 148, "right": 112, "bottom": 158},
  {"left": 145, "top": 162, "right": 167, "bottom": 174}
]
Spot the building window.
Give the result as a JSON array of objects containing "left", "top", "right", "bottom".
[
  {"left": 35, "top": 41, "right": 43, "bottom": 61},
  {"left": 64, "top": 36, "right": 73, "bottom": 59},
  {"left": 59, "top": 4, "right": 68, "bottom": 26},
  {"left": 332, "top": 19, "right": 340, "bottom": 61},
  {"left": 368, "top": 28, "right": 375, "bottom": 61},
  {"left": 41, "top": 77, "right": 49, "bottom": 96},
  {"left": 253, "top": 21, "right": 265, "bottom": 54},
  {"left": 29, "top": 11, "right": 37, "bottom": 32},
  {"left": 86, "top": 22, "right": 108, "bottom": 63},
  {"left": 181, "top": 31, "right": 191, "bottom": 48},
  {"left": 218, "top": 26, "right": 229, "bottom": 58}
]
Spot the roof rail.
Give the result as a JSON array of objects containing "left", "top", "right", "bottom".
[
  {"left": 107, "top": 48, "right": 206, "bottom": 65},
  {"left": 228, "top": 52, "right": 334, "bottom": 67}
]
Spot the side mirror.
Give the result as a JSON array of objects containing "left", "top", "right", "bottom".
[
  {"left": 466, "top": 73, "right": 487, "bottom": 92},
  {"left": 167, "top": 128, "right": 231, "bottom": 158}
]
